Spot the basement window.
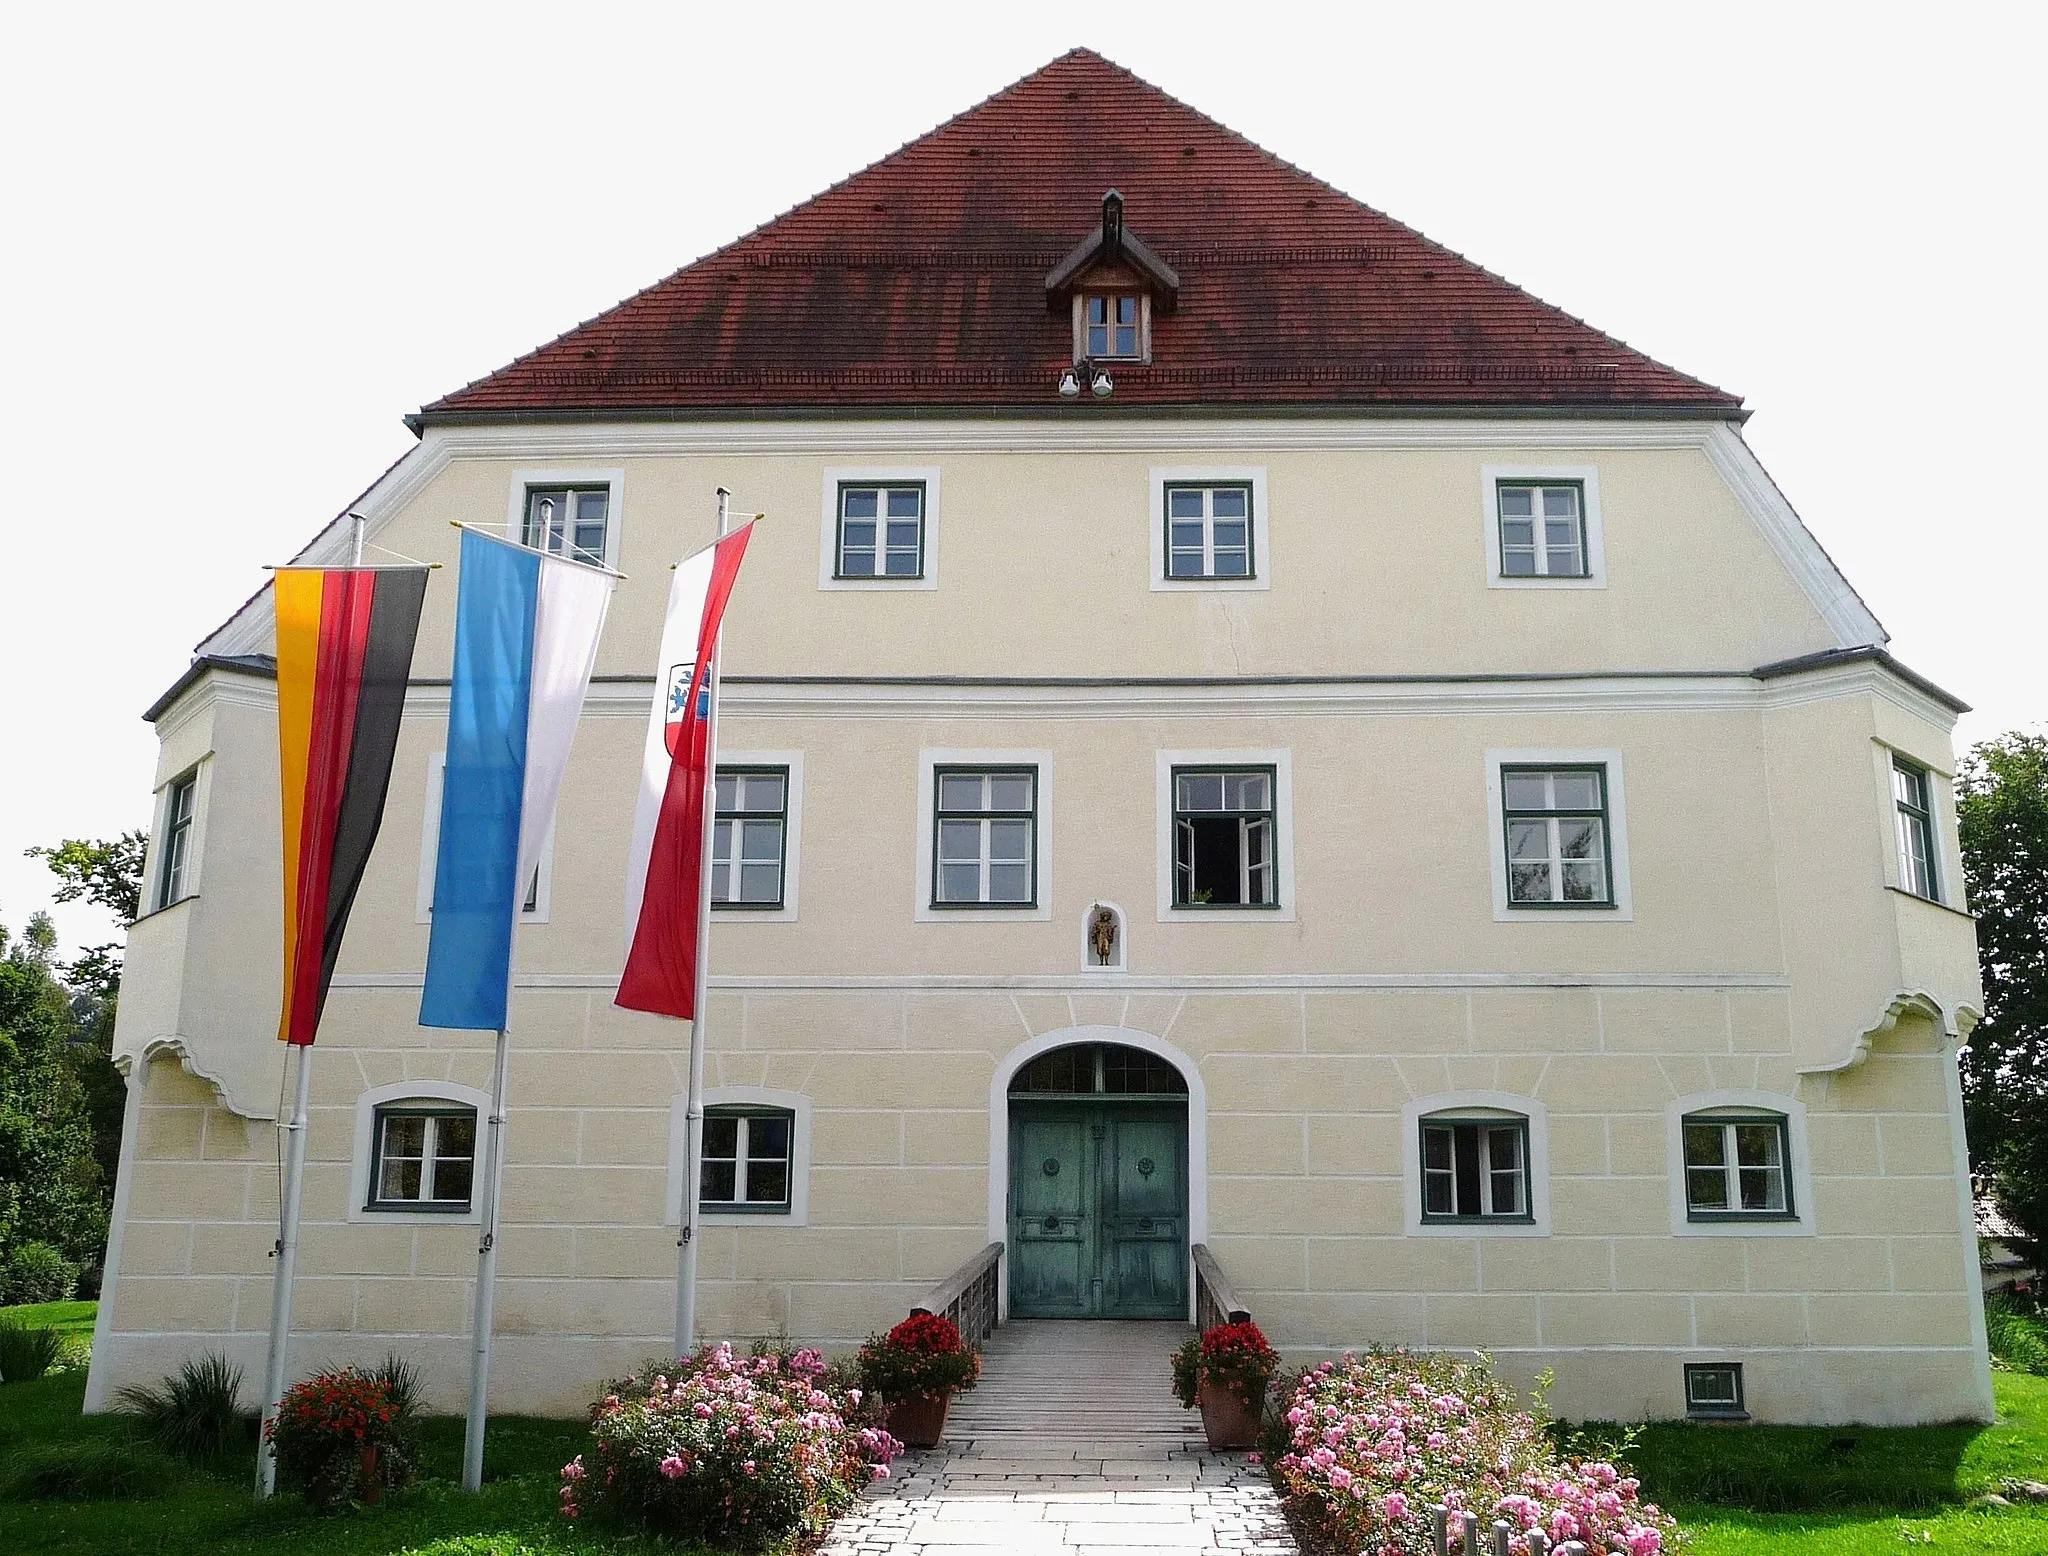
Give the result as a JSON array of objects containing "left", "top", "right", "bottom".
[{"left": 1684, "top": 1362, "right": 1747, "bottom": 1419}]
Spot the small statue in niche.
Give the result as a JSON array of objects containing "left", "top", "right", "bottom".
[{"left": 1089, "top": 905, "right": 1118, "bottom": 966}]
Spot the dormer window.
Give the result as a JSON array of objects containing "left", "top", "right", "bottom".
[{"left": 1085, "top": 295, "right": 1144, "bottom": 359}]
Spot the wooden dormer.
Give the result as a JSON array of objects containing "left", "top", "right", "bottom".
[{"left": 1046, "top": 190, "right": 1179, "bottom": 364}]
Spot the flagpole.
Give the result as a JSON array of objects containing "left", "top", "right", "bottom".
[
  {"left": 675, "top": 487, "right": 730, "bottom": 1356},
  {"left": 462, "top": 1000, "right": 512, "bottom": 1492},
  {"left": 255, "top": 513, "right": 365, "bottom": 1499}
]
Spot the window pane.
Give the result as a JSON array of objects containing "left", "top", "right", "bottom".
[
  {"left": 987, "top": 863, "right": 1029, "bottom": 901},
  {"left": 383, "top": 1115, "right": 426, "bottom": 1160},
  {"left": 1686, "top": 1166, "right": 1730, "bottom": 1210},
  {"left": 749, "top": 1115, "right": 791, "bottom": 1159},
  {"left": 1507, "top": 819, "right": 1549, "bottom": 861},
  {"left": 738, "top": 862, "right": 779, "bottom": 902},
  {"left": 1557, "top": 818, "right": 1603, "bottom": 861},
  {"left": 742, "top": 774, "right": 784, "bottom": 812},
  {"left": 885, "top": 519, "right": 920, "bottom": 548},
  {"left": 703, "top": 1116, "right": 740, "bottom": 1159},
  {"left": 1168, "top": 489, "right": 1204, "bottom": 519},
  {"left": 839, "top": 549, "right": 875, "bottom": 577},
  {"left": 936, "top": 864, "right": 975, "bottom": 901},
  {"left": 1087, "top": 324, "right": 1108, "bottom": 355},
  {"left": 1117, "top": 297, "right": 1138, "bottom": 325},
  {"left": 1684, "top": 1123, "right": 1727, "bottom": 1167},
  {"left": 746, "top": 1160, "right": 790, "bottom": 1205},
  {"left": 1734, "top": 1124, "right": 1782, "bottom": 1168},
  {"left": 1551, "top": 772, "right": 1602, "bottom": 809},
  {"left": 1423, "top": 1127, "right": 1453, "bottom": 1172},
  {"left": 1227, "top": 772, "right": 1270, "bottom": 810},
  {"left": 1738, "top": 1167, "right": 1785, "bottom": 1212},
  {"left": 1087, "top": 297, "right": 1107, "bottom": 324},
  {"left": 1178, "top": 773, "right": 1223, "bottom": 812},
  {"left": 1114, "top": 324, "right": 1137, "bottom": 356},
  {"left": 1501, "top": 548, "right": 1537, "bottom": 576},
  {"left": 1213, "top": 550, "right": 1248, "bottom": 577},
  {"left": 938, "top": 819, "right": 982, "bottom": 863},
  {"left": 1509, "top": 863, "right": 1552, "bottom": 903},
  {"left": 988, "top": 774, "right": 1033, "bottom": 811},
  {"left": 437, "top": 1113, "right": 476, "bottom": 1161},
  {"left": 883, "top": 548, "right": 920, "bottom": 576},
  {"left": 740, "top": 819, "right": 781, "bottom": 861},
  {"left": 1560, "top": 861, "right": 1606, "bottom": 902},
  {"left": 1168, "top": 551, "right": 1204, "bottom": 577},
  {"left": 1170, "top": 519, "right": 1205, "bottom": 550},
  {"left": 886, "top": 488, "right": 921, "bottom": 518},
  {"left": 1502, "top": 773, "right": 1549, "bottom": 810},
  {"left": 431, "top": 1152, "right": 473, "bottom": 1205},
  {"left": 842, "top": 489, "right": 878, "bottom": 519},
  {"left": 1212, "top": 488, "right": 1247, "bottom": 519},
  {"left": 987, "top": 819, "right": 1031, "bottom": 862},
  {"left": 380, "top": 1156, "right": 422, "bottom": 1201},
  {"left": 1542, "top": 487, "right": 1578, "bottom": 519},
  {"left": 700, "top": 1160, "right": 738, "bottom": 1203},
  {"left": 938, "top": 775, "right": 983, "bottom": 812},
  {"left": 1498, "top": 487, "right": 1533, "bottom": 518},
  {"left": 715, "top": 774, "right": 737, "bottom": 811},
  {"left": 841, "top": 519, "right": 876, "bottom": 549}
]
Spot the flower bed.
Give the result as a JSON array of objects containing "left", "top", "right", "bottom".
[
  {"left": 564, "top": 1341, "right": 900, "bottom": 1547},
  {"left": 1272, "top": 1350, "right": 1677, "bottom": 1556}
]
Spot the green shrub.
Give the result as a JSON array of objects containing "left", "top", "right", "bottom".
[
  {"left": 0, "top": 1436, "right": 181, "bottom": 1501},
  {"left": 114, "top": 1352, "right": 249, "bottom": 1466},
  {"left": 2, "top": 1242, "right": 78, "bottom": 1305},
  {"left": 1986, "top": 1299, "right": 2048, "bottom": 1375},
  {"left": 0, "top": 1320, "right": 64, "bottom": 1383}
]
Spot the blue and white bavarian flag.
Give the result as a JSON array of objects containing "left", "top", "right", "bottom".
[{"left": 421, "top": 527, "right": 615, "bottom": 1030}]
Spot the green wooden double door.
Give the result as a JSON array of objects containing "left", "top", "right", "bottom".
[{"left": 1008, "top": 1100, "right": 1188, "bottom": 1319}]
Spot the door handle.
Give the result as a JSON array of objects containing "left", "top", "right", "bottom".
[
  {"left": 1138, "top": 1217, "right": 1154, "bottom": 1232},
  {"left": 1044, "top": 1214, "right": 1060, "bottom": 1231}
]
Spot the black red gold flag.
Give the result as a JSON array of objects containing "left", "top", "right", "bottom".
[{"left": 273, "top": 566, "right": 428, "bottom": 1045}]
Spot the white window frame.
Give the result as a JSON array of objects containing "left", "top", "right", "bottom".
[
  {"left": 1665, "top": 1090, "right": 1813, "bottom": 1237},
  {"left": 1402, "top": 1092, "right": 1551, "bottom": 1237},
  {"left": 916, "top": 749, "right": 1053, "bottom": 922},
  {"left": 1482, "top": 465, "right": 1606, "bottom": 589},
  {"left": 503, "top": 467, "right": 625, "bottom": 574},
  {"left": 151, "top": 765, "right": 205, "bottom": 911},
  {"left": 670, "top": 1086, "right": 812, "bottom": 1227},
  {"left": 1154, "top": 748, "right": 1294, "bottom": 921},
  {"left": 416, "top": 750, "right": 554, "bottom": 924},
  {"left": 710, "top": 750, "right": 803, "bottom": 922},
  {"left": 347, "top": 1080, "right": 489, "bottom": 1226},
  {"left": 1150, "top": 468, "right": 1270, "bottom": 592},
  {"left": 1484, "top": 749, "right": 1633, "bottom": 921},
  {"left": 819, "top": 466, "right": 941, "bottom": 591}
]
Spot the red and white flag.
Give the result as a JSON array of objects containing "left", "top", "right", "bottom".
[{"left": 618, "top": 522, "right": 755, "bottom": 1018}]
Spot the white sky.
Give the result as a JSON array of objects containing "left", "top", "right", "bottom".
[{"left": 1, "top": 1, "right": 2041, "bottom": 958}]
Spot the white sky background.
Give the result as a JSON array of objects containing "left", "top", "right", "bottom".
[{"left": 0, "top": 1, "right": 2042, "bottom": 958}]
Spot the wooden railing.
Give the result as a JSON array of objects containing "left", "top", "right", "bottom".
[
  {"left": 1191, "top": 1243, "right": 1250, "bottom": 1332},
  {"left": 912, "top": 1241, "right": 1002, "bottom": 1349},
  {"left": 1432, "top": 1505, "right": 1588, "bottom": 1556}
]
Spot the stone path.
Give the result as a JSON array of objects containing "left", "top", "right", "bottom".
[{"left": 822, "top": 1320, "right": 1298, "bottom": 1555}]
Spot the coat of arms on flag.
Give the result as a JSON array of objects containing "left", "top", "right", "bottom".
[{"left": 665, "top": 661, "right": 703, "bottom": 756}]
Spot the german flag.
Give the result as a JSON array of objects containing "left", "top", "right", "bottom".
[{"left": 274, "top": 566, "right": 429, "bottom": 1046}]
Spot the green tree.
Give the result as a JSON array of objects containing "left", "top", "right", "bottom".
[
  {"left": 1957, "top": 733, "right": 2048, "bottom": 1260},
  {"left": 27, "top": 832, "right": 146, "bottom": 1192},
  {"left": 0, "top": 911, "right": 107, "bottom": 1272}
]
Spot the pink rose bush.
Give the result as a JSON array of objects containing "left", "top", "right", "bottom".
[
  {"left": 1273, "top": 1351, "right": 1678, "bottom": 1556},
  {"left": 563, "top": 1340, "right": 901, "bottom": 1545}
]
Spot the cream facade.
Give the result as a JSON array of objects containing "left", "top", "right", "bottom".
[{"left": 85, "top": 417, "right": 1989, "bottom": 1427}]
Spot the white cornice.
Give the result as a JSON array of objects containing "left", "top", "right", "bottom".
[
  {"left": 197, "top": 414, "right": 1881, "bottom": 661},
  {"left": 329, "top": 970, "right": 1788, "bottom": 992}
]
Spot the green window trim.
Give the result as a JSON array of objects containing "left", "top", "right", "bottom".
[
  {"left": 365, "top": 1104, "right": 478, "bottom": 1214},
  {"left": 1171, "top": 764, "right": 1280, "bottom": 909},
  {"left": 1418, "top": 1115, "right": 1535, "bottom": 1224},
  {"left": 1500, "top": 763, "right": 1616, "bottom": 910},
  {"left": 699, "top": 1106, "right": 795, "bottom": 1214},
  {"left": 930, "top": 765, "right": 1038, "bottom": 909},
  {"left": 711, "top": 765, "right": 790, "bottom": 912},
  {"left": 834, "top": 481, "right": 926, "bottom": 580},
  {"left": 1494, "top": 479, "right": 1589, "bottom": 580},
  {"left": 1162, "top": 482, "right": 1256, "bottom": 581},
  {"left": 1681, "top": 1111, "right": 1796, "bottom": 1222},
  {"left": 156, "top": 772, "right": 197, "bottom": 911}
]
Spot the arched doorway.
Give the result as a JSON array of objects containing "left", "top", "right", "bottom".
[{"left": 1005, "top": 1039, "right": 1189, "bottom": 1319}]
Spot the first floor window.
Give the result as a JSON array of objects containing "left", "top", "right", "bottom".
[
  {"left": 523, "top": 485, "right": 610, "bottom": 567},
  {"left": 1893, "top": 758, "right": 1939, "bottom": 901},
  {"left": 157, "top": 773, "right": 197, "bottom": 909},
  {"left": 1684, "top": 1362, "right": 1746, "bottom": 1418},
  {"left": 368, "top": 1105, "right": 477, "bottom": 1210},
  {"left": 1173, "top": 767, "right": 1276, "bottom": 907},
  {"left": 933, "top": 767, "right": 1036, "bottom": 906},
  {"left": 1683, "top": 1111, "right": 1792, "bottom": 1219},
  {"left": 713, "top": 767, "right": 788, "bottom": 908},
  {"left": 836, "top": 483, "right": 924, "bottom": 578},
  {"left": 1497, "top": 481, "right": 1587, "bottom": 577},
  {"left": 1502, "top": 765, "right": 1613, "bottom": 906},
  {"left": 700, "top": 1108, "right": 793, "bottom": 1211},
  {"left": 1420, "top": 1115, "right": 1531, "bottom": 1221},
  {"left": 1165, "top": 484, "right": 1253, "bottom": 579}
]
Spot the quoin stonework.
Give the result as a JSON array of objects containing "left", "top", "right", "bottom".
[{"left": 87, "top": 49, "right": 1989, "bottom": 1428}]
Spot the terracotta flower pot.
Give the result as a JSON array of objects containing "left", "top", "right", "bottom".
[
  {"left": 359, "top": 1444, "right": 381, "bottom": 1505},
  {"left": 1197, "top": 1377, "right": 1262, "bottom": 1451},
  {"left": 886, "top": 1390, "right": 951, "bottom": 1448}
]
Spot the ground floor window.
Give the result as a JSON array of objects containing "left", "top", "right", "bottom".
[
  {"left": 1420, "top": 1114, "right": 1531, "bottom": 1222},
  {"left": 700, "top": 1108, "right": 794, "bottom": 1212},
  {"left": 1682, "top": 1111, "right": 1793, "bottom": 1220},
  {"left": 367, "top": 1104, "right": 477, "bottom": 1211}
]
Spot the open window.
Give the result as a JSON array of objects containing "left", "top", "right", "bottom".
[{"left": 1172, "top": 767, "right": 1276, "bottom": 908}]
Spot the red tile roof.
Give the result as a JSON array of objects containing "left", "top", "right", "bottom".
[{"left": 417, "top": 50, "right": 1740, "bottom": 423}]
